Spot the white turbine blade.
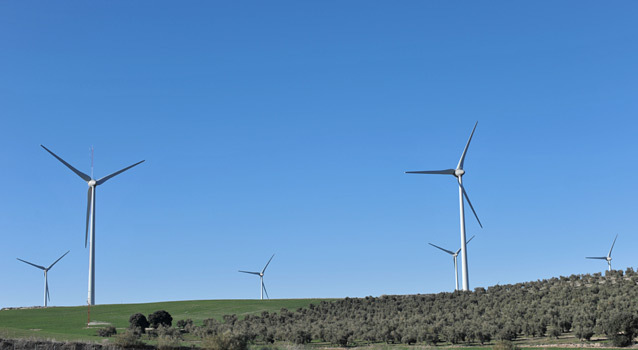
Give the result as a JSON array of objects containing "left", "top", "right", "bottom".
[
  {"left": 16, "top": 258, "right": 46, "bottom": 270},
  {"left": 85, "top": 187, "right": 92, "bottom": 248},
  {"left": 608, "top": 234, "right": 618, "bottom": 258},
  {"left": 47, "top": 250, "right": 70, "bottom": 270},
  {"left": 262, "top": 281, "right": 270, "bottom": 299},
  {"left": 41, "top": 145, "right": 91, "bottom": 182},
  {"left": 585, "top": 257, "right": 607, "bottom": 260},
  {"left": 456, "top": 121, "right": 478, "bottom": 170},
  {"left": 428, "top": 243, "right": 455, "bottom": 255},
  {"left": 261, "top": 254, "right": 275, "bottom": 274},
  {"left": 96, "top": 160, "right": 145, "bottom": 185},
  {"left": 239, "top": 270, "right": 260, "bottom": 275},
  {"left": 459, "top": 183, "right": 483, "bottom": 228},
  {"left": 405, "top": 169, "right": 455, "bottom": 175}
]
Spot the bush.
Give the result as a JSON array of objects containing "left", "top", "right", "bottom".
[
  {"left": 129, "top": 313, "right": 150, "bottom": 333},
  {"left": 176, "top": 319, "right": 193, "bottom": 330},
  {"left": 157, "top": 334, "right": 181, "bottom": 350},
  {"left": 113, "top": 329, "right": 145, "bottom": 348},
  {"left": 202, "top": 332, "right": 248, "bottom": 350},
  {"left": 97, "top": 326, "right": 117, "bottom": 337},
  {"left": 149, "top": 310, "right": 173, "bottom": 328}
]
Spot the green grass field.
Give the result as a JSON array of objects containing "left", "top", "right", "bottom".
[{"left": 0, "top": 299, "right": 332, "bottom": 342}]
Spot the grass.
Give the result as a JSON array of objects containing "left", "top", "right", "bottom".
[{"left": 0, "top": 298, "right": 332, "bottom": 342}]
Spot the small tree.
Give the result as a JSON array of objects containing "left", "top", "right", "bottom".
[
  {"left": 149, "top": 310, "right": 173, "bottom": 328},
  {"left": 129, "top": 313, "right": 150, "bottom": 333}
]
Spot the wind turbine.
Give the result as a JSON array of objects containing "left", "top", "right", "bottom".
[
  {"left": 239, "top": 254, "right": 275, "bottom": 300},
  {"left": 41, "top": 145, "right": 144, "bottom": 305},
  {"left": 429, "top": 235, "right": 475, "bottom": 291},
  {"left": 586, "top": 234, "right": 618, "bottom": 272},
  {"left": 17, "top": 250, "right": 70, "bottom": 307},
  {"left": 406, "top": 121, "right": 483, "bottom": 291}
]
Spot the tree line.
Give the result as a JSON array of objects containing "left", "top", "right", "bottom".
[{"left": 128, "top": 269, "right": 638, "bottom": 347}]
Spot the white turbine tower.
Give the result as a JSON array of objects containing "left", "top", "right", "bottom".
[
  {"left": 586, "top": 234, "right": 618, "bottom": 272},
  {"left": 41, "top": 145, "right": 144, "bottom": 305},
  {"left": 406, "top": 121, "right": 483, "bottom": 291},
  {"left": 17, "top": 250, "right": 70, "bottom": 307},
  {"left": 239, "top": 254, "right": 275, "bottom": 300},
  {"left": 429, "top": 235, "right": 475, "bottom": 291}
]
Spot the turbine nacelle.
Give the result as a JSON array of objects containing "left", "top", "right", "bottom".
[
  {"left": 88, "top": 180, "right": 97, "bottom": 187},
  {"left": 454, "top": 169, "right": 465, "bottom": 177}
]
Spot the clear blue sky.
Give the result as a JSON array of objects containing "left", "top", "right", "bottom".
[{"left": 1, "top": 1, "right": 637, "bottom": 308}]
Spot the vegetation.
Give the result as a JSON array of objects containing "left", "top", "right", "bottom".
[
  {"left": 1, "top": 270, "right": 638, "bottom": 348},
  {"left": 148, "top": 310, "right": 173, "bottom": 328}
]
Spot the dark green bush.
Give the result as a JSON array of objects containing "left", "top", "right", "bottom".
[
  {"left": 96, "top": 326, "right": 117, "bottom": 337},
  {"left": 129, "top": 313, "right": 150, "bottom": 333},
  {"left": 148, "top": 310, "right": 173, "bottom": 328}
]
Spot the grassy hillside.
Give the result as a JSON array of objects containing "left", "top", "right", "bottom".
[{"left": 0, "top": 298, "right": 332, "bottom": 342}]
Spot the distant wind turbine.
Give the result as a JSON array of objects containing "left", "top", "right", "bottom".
[
  {"left": 406, "top": 121, "right": 483, "bottom": 291},
  {"left": 429, "top": 235, "right": 475, "bottom": 291},
  {"left": 41, "top": 145, "right": 144, "bottom": 305},
  {"left": 239, "top": 254, "right": 275, "bottom": 300},
  {"left": 17, "top": 250, "right": 70, "bottom": 307},
  {"left": 586, "top": 234, "right": 618, "bottom": 272}
]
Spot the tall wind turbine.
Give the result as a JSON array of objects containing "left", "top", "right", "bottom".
[
  {"left": 41, "top": 145, "right": 144, "bottom": 305},
  {"left": 429, "top": 235, "right": 475, "bottom": 291},
  {"left": 406, "top": 121, "right": 483, "bottom": 291},
  {"left": 17, "top": 250, "right": 70, "bottom": 307},
  {"left": 586, "top": 234, "right": 618, "bottom": 272},
  {"left": 239, "top": 254, "right": 275, "bottom": 300}
]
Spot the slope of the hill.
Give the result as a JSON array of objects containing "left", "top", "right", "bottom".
[{"left": 0, "top": 299, "right": 331, "bottom": 341}]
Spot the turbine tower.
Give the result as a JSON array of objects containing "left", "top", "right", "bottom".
[
  {"left": 406, "top": 121, "right": 483, "bottom": 291},
  {"left": 41, "top": 145, "right": 144, "bottom": 305},
  {"left": 429, "top": 235, "right": 475, "bottom": 291},
  {"left": 239, "top": 254, "right": 275, "bottom": 300},
  {"left": 17, "top": 250, "right": 70, "bottom": 307},
  {"left": 586, "top": 234, "right": 618, "bottom": 272}
]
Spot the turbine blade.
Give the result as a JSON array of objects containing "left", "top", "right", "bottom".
[
  {"left": 585, "top": 257, "right": 607, "bottom": 260},
  {"left": 405, "top": 169, "right": 455, "bottom": 175},
  {"left": 455, "top": 248, "right": 461, "bottom": 255},
  {"left": 47, "top": 250, "right": 70, "bottom": 270},
  {"left": 262, "top": 281, "right": 270, "bottom": 300},
  {"left": 41, "top": 145, "right": 91, "bottom": 182},
  {"left": 457, "top": 121, "right": 478, "bottom": 170},
  {"left": 428, "top": 243, "right": 455, "bottom": 255},
  {"left": 85, "top": 187, "right": 92, "bottom": 248},
  {"left": 96, "top": 160, "right": 145, "bottom": 186},
  {"left": 608, "top": 234, "right": 618, "bottom": 258},
  {"left": 46, "top": 280, "right": 50, "bottom": 302},
  {"left": 16, "top": 258, "right": 46, "bottom": 270},
  {"left": 466, "top": 235, "right": 476, "bottom": 245},
  {"left": 261, "top": 254, "right": 275, "bottom": 274},
  {"left": 238, "top": 270, "right": 260, "bottom": 275},
  {"left": 460, "top": 183, "right": 483, "bottom": 228}
]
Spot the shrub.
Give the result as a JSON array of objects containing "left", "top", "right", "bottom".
[
  {"left": 129, "top": 313, "right": 150, "bottom": 333},
  {"left": 149, "top": 310, "right": 173, "bottom": 328},
  {"left": 113, "top": 329, "right": 145, "bottom": 348},
  {"left": 97, "top": 326, "right": 117, "bottom": 337},
  {"left": 201, "top": 332, "right": 248, "bottom": 350},
  {"left": 157, "top": 334, "right": 181, "bottom": 350},
  {"left": 176, "top": 319, "right": 193, "bottom": 330}
]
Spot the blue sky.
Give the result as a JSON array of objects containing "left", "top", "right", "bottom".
[{"left": 1, "top": 1, "right": 637, "bottom": 308}]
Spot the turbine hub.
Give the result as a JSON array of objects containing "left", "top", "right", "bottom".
[
  {"left": 260, "top": 273, "right": 264, "bottom": 277},
  {"left": 88, "top": 180, "right": 97, "bottom": 187},
  {"left": 455, "top": 169, "right": 465, "bottom": 177}
]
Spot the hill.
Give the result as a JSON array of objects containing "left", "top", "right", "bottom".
[
  {"left": 0, "top": 299, "right": 331, "bottom": 342},
  {"left": 1, "top": 269, "right": 638, "bottom": 347}
]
